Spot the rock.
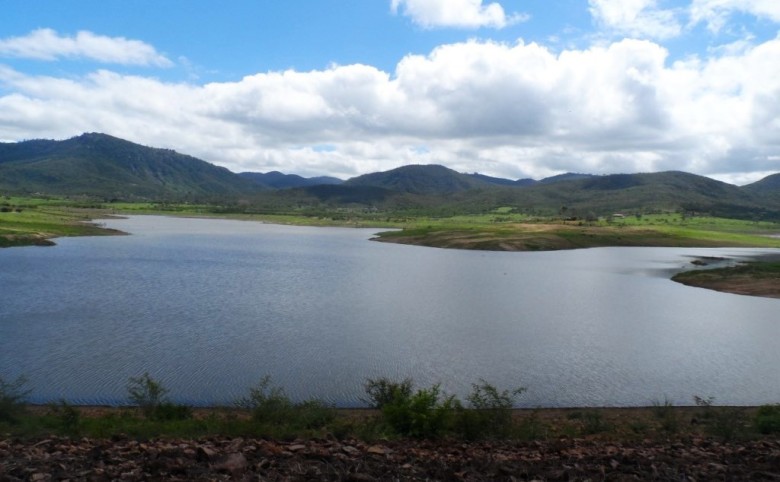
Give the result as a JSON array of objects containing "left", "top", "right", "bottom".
[
  {"left": 213, "top": 452, "right": 248, "bottom": 475},
  {"left": 366, "top": 445, "right": 388, "bottom": 455},
  {"left": 347, "top": 474, "right": 376, "bottom": 482},
  {"left": 196, "top": 445, "right": 218, "bottom": 461},
  {"left": 342, "top": 445, "right": 360, "bottom": 455}
]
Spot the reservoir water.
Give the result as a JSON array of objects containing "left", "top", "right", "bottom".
[{"left": 1, "top": 215, "right": 779, "bottom": 407}]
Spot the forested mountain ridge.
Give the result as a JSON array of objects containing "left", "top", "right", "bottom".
[
  {"left": 239, "top": 171, "right": 343, "bottom": 189},
  {"left": 1, "top": 134, "right": 779, "bottom": 219},
  {"left": 0, "top": 133, "right": 261, "bottom": 200}
]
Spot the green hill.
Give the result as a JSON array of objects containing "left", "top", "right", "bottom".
[
  {"left": 0, "top": 133, "right": 261, "bottom": 201},
  {"left": 743, "top": 173, "right": 780, "bottom": 207},
  {"left": 239, "top": 171, "right": 343, "bottom": 189},
  {"left": 442, "top": 171, "right": 777, "bottom": 219},
  {"left": 2, "top": 133, "right": 779, "bottom": 220},
  {"left": 345, "top": 164, "right": 492, "bottom": 195}
]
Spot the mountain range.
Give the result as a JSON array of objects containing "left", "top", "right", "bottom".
[{"left": 1, "top": 133, "right": 779, "bottom": 219}]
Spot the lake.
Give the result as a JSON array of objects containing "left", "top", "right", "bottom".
[{"left": 1, "top": 215, "right": 779, "bottom": 407}]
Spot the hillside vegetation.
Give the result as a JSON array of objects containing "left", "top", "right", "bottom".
[
  {"left": 0, "top": 133, "right": 260, "bottom": 201},
  {"left": 2, "top": 133, "right": 780, "bottom": 220}
]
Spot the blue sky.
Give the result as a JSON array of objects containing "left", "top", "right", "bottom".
[{"left": 1, "top": 1, "right": 779, "bottom": 183}]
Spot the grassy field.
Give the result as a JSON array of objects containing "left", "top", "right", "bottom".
[
  {"left": 1, "top": 404, "right": 774, "bottom": 443},
  {"left": 672, "top": 260, "right": 780, "bottom": 298},
  {"left": 4, "top": 198, "right": 780, "bottom": 252},
  {"left": 374, "top": 212, "right": 780, "bottom": 251},
  {"left": 0, "top": 197, "right": 123, "bottom": 248}
]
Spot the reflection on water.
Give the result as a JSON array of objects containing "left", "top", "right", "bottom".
[{"left": 1, "top": 215, "right": 779, "bottom": 407}]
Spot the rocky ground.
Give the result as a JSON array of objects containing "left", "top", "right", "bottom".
[{"left": 3, "top": 435, "right": 780, "bottom": 481}]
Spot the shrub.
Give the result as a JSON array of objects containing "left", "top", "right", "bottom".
[
  {"left": 693, "top": 395, "right": 715, "bottom": 409},
  {"left": 127, "top": 372, "right": 170, "bottom": 419},
  {"left": 364, "top": 378, "right": 458, "bottom": 438},
  {"left": 755, "top": 405, "right": 780, "bottom": 434},
  {"left": 381, "top": 383, "right": 456, "bottom": 438},
  {"left": 582, "top": 410, "right": 610, "bottom": 435},
  {"left": 0, "top": 375, "right": 31, "bottom": 423},
  {"left": 709, "top": 407, "right": 745, "bottom": 440},
  {"left": 459, "top": 379, "right": 525, "bottom": 439},
  {"left": 238, "top": 375, "right": 294, "bottom": 424},
  {"left": 238, "top": 376, "right": 335, "bottom": 429},
  {"left": 651, "top": 396, "right": 678, "bottom": 434},
  {"left": 47, "top": 399, "right": 81, "bottom": 434},
  {"left": 363, "top": 377, "right": 413, "bottom": 409},
  {"left": 152, "top": 402, "right": 193, "bottom": 421},
  {"left": 295, "top": 399, "right": 337, "bottom": 430},
  {"left": 693, "top": 395, "right": 745, "bottom": 440},
  {"left": 516, "top": 409, "right": 548, "bottom": 440}
]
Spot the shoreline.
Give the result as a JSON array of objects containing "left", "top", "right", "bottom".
[
  {"left": 5, "top": 211, "right": 779, "bottom": 299},
  {"left": 671, "top": 253, "right": 780, "bottom": 299}
]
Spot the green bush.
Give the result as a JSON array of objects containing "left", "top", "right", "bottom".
[
  {"left": 755, "top": 405, "right": 780, "bottom": 434},
  {"left": 47, "top": 399, "right": 81, "bottom": 434},
  {"left": 0, "top": 375, "right": 31, "bottom": 423},
  {"left": 238, "top": 376, "right": 335, "bottom": 430},
  {"left": 381, "top": 383, "right": 456, "bottom": 438},
  {"left": 709, "top": 408, "right": 745, "bottom": 440},
  {"left": 693, "top": 396, "right": 745, "bottom": 440},
  {"left": 516, "top": 409, "right": 549, "bottom": 440},
  {"left": 458, "top": 379, "right": 525, "bottom": 439},
  {"left": 651, "top": 396, "right": 678, "bottom": 434},
  {"left": 363, "top": 377, "right": 413, "bottom": 409},
  {"left": 582, "top": 410, "right": 610, "bottom": 435},
  {"left": 364, "top": 377, "right": 531, "bottom": 439},
  {"left": 295, "top": 399, "right": 337, "bottom": 430},
  {"left": 152, "top": 402, "right": 193, "bottom": 421},
  {"left": 238, "top": 375, "right": 294, "bottom": 424},
  {"left": 127, "top": 372, "right": 168, "bottom": 416}
]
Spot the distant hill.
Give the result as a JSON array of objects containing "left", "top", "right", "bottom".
[
  {"left": 444, "top": 170, "right": 774, "bottom": 219},
  {"left": 239, "top": 171, "right": 343, "bottom": 189},
  {"left": 464, "top": 172, "right": 540, "bottom": 187},
  {"left": 464, "top": 173, "right": 518, "bottom": 187},
  {"left": 345, "top": 164, "right": 492, "bottom": 195},
  {"left": 538, "top": 172, "right": 595, "bottom": 184},
  {"left": 2, "top": 133, "right": 779, "bottom": 220},
  {"left": 0, "top": 133, "right": 260, "bottom": 200},
  {"left": 744, "top": 173, "right": 780, "bottom": 194}
]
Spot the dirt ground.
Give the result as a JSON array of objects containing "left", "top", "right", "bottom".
[
  {"left": 673, "top": 275, "right": 780, "bottom": 298},
  {"left": 3, "top": 432, "right": 779, "bottom": 481}
]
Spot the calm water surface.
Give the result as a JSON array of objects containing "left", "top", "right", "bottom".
[{"left": 1, "top": 215, "right": 779, "bottom": 407}]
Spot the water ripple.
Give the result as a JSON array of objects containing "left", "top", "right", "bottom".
[{"left": 2, "top": 216, "right": 780, "bottom": 407}]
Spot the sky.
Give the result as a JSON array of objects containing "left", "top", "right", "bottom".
[{"left": 1, "top": 1, "right": 779, "bottom": 184}]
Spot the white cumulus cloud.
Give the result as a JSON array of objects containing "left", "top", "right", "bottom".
[
  {"left": 390, "top": 0, "right": 527, "bottom": 29},
  {"left": 588, "top": 0, "right": 683, "bottom": 39},
  {"left": 0, "top": 29, "right": 173, "bottom": 67},
  {"left": 1, "top": 36, "right": 780, "bottom": 182}
]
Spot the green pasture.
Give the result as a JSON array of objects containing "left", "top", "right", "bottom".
[
  {"left": 3, "top": 196, "right": 780, "bottom": 250},
  {"left": 0, "top": 198, "right": 118, "bottom": 247}
]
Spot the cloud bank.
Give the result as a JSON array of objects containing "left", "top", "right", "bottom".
[
  {"left": 1, "top": 0, "right": 780, "bottom": 186},
  {"left": 0, "top": 28, "right": 172, "bottom": 67},
  {"left": 3, "top": 30, "right": 778, "bottom": 183}
]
